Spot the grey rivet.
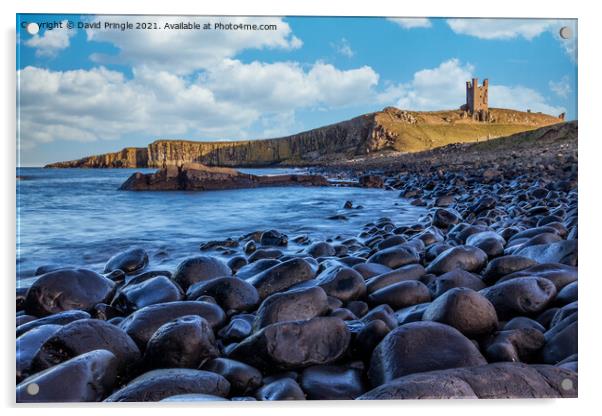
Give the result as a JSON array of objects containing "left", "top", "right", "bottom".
[
  {"left": 26, "top": 382, "right": 39, "bottom": 396},
  {"left": 561, "top": 378, "right": 574, "bottom": 391},
  {"left": 559, "top": 26, "right": 572, "bottom": 40},
  {"left": 26, "top": 22, "right": 40, "bottom": 35}
]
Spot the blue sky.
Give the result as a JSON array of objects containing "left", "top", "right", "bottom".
[{"left": 17, "top": 15, "right": 577, "bottom": 166}]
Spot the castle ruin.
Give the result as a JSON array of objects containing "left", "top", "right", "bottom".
[{"left": 462, "top": 78, "right": 491, "bottom": 121}]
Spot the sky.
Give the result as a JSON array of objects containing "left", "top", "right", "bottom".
[{"left": 17, "top": 15, "right": 578, "bottom": 166}]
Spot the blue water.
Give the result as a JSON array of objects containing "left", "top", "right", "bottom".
[{"left": 17, "top": 168, "right": 425, "bottom": 286}]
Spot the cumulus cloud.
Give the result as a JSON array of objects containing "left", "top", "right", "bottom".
[
  {"left": 378, "top": 58, "right": 565, "bottom": 115},
  {"left": 331, "top": 38, "right": 354, "bottom": 58},
  {"left": 86, "top": 16, "right": 302, "bottom": 74},
  {"left": 17, "top": 60, "right": 379, "bottom": 150},
  {"left": 447, "top": 18, "right": 577, "bottom": 61},
  {"left": 24, "top": 20, "right": 75, "bottom": 57},
  {"left": 387, "top": 18, "right": 432, "bottom": 29},
  {"left": 549, "top": 76, "right": 572, "bottom": 98}
]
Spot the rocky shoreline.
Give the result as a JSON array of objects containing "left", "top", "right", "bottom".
[{"left": 16, "top": 121, "right": 577, "bottom": 402}]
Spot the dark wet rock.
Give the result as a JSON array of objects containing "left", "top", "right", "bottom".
[
  {"left": 368, "top": 321, "right": 487, "bottom": 386},
  {"left": 124, "top": 269, "right": 172, "bottom": 285},
  {"left": 112, "top": 276, "right": 183, "bottom": 314},
  {"left": 16, "top": 310, "right": 91, "bottom": 337},
  {"left": 353, "top": 263, "right": 392, "bottom": 279},
  {"left": 172, "top": 256, "right": 232, "bottom": 292},
  {"left": 32, "top": 319, "right": 140, "bottom": 376},
  {"left": 161, "top": 393, "right": 228, "bottom": 401},
  {"left": 376, "top": 235, "right": 407, "bottom": 250},
  {"left": 466, "top": 231, "right": 506, "bottom": 258},
  {"left": 236, "top": 258, "right": 280, "bottom": 279},
  {"left": 394, "top": 302, "right": 430, "bottom": 325},
  {"left": 329, "top": 308, "right": 356, "bottom": 320},
  {"left": 260, "top": 229, "right": 288, "bottom": 246},
  {"left": 498, "top": 263, "right": 577, "bottom": 291},
  {"left": 248, "top": 248, "right": 284, "bottom": 262},
  {"left": 16, "top": 287, "right": 27, "bottom": 311},
  {"left": 359, "top": 174, "right": 384, "bottom": 188},
  {"left": 200, "top": 238, "right": 239, "bottom": 251},
  {"left": 17, "top": 349, "right": 118, "bottom": 403},
  {"left": 306, "top": 242, "right": 336, "bottom": 258},
  {"left": 187, "top": 277, "right": 259, "bottom": 313},
  {"left": 425, "top": 246, "right": 488, "bottom": 275},
  {"left": 229, "top": 317, "right": 350, "bottom": 371},
  {"left": 368, "top": 280, "right": 431, "bottom": 310},
  {"left": 484, "top": 328, "right": 545, "bottom": 363},
  {"left": 202, "top": 358, "right": 262, "bottom": 396},
  {"left": 143, "top": 315, "right": 218, "bottom": 369},
  {"left": 254, "top": 286, "right": 329, "bottom": 329},
  {"left": 352, "top": 319, "right": 391, "bottom": 359},
  {"left": 422, "top": 288, "right": 498, "bottom": 336},
  {"left": 556, "top": 281, "right": 577, "bottom": 305},
  {"left": 425, "top": 242, "right": 454, "bottom": 262},
  {"left": 34, "top": 264, "right": 73, "bottom": 276},
  {"left": 243, "top": 240, "right": 256, "bottom": 255},
  {"left": 367, "top": 246, "right": 420, "bottom": 269},
  {"left": 104, "top": 248, "right": 148, "bottom": 274},
  {"left": 432, "top": 208, "right": 461, "bottom": 229},
  {"left": 255, "top": 378, "right": 306, "bottom": 400},
  {"left": 301, "top": 365, "right": 366, "bottom": 399},
  {"left": 16, "top": 324, "right": 61, "bottom": 382},
  {"left": 24, "top": 268, "right": 115, "bottom": 317},
  {"left": 361, "top": 304, "right": 398, "bottom": 330},
  {"left": 105, "top": 368, "right": 230, "bottom": 402},
  {"left": 482, "top": 255, "right": 538, "bottom": 285},
  {"left": 118, "top": 301, "right": 226, "bottom": 350},
  {"left": 343, "top": 200, "right": 353, "bottom": 209},
  {"left": 91, "top": 303, "right": 122, "bottom": 321},
  {"left": 365, "top": 264, "right": 426, "bottom": 293},
  {"left": 295, "top": 265, "right": 367, "bottom": 303},
  {"left": 504, "top": 317, "right": 546, "bottom": 332},
  {"left": 542, "top": 314, "right": 578, "bottom": 364},
  {"left": 247, "top": 258, "right": 316, "bottom": 299},
  {"left": 515, "top": 240, "right": 577, "bottom": 266},
  {"left": 536, "top": 308, "right": 560, "bottom": 329},
  {"left": 359, "top": 362, "right": 577, "bottom": 399},
  {"left": 327, "top": 295, "right": 344, "bottom": 311},
  {"left": 347, "top": 300, "right": 369, "bottom": 318},
  {"left": 227, "top": 256, "right": 247, "bottom": 274},
  {"left": 480, "top": 277, "right": 557, "bottom": 320},
  {"left": 218, "top": 314, "right": 254, "bottom": 342},
  {"left": 550, "top": 301, "right": 577, "bottom": 327},
  {"left": 16, "top": 315, "right": 36, "bottom": 327},
  {"left": 428, "top": 269, "right": 486, "bottom": 298}
]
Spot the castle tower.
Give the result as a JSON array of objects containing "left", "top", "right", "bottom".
[{"left": 465, "top": 78, "right": 489, "bottom": 114}]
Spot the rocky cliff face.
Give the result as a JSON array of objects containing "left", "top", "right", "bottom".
[
  {"left": 46, "top": 147, "right": 148, "bottom": 168},
  {"left": 45, "top": 108, "right": 565, "bottom": 168}
]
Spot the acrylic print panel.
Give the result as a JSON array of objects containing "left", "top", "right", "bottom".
[{"left": 16, "top": 14, "right": 578, "bottom": 402}]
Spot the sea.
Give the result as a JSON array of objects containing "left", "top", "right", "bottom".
[{"left": 16, "top": 167, "right": 426, "bottom": 287}]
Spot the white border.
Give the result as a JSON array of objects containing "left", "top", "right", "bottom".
[{"left": 3, "top": 0, "right": 601, "bottom": 415}]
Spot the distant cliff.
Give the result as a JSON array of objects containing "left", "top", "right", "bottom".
[{"left": 45, "top": 107, "right": 565, "bottom": 168}]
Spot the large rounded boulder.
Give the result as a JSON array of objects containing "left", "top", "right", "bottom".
[
  {"left": 246, "top": 258, "right": 316, "bottom": 299},
  {"left": 425, "top": 246, "right": 488, "bottom": 275},
  {"left": 479, "top": 277, "right": 557, "bottom": 320},
  {"left": 118, "top": 301, "right": 226, "bottom": 350},
  {"left": 172, "top": 256, "right": 232, "bottom": 292},
  {"left": 368, "top": 321, "right": 487, "bottom": 386},
  {"left": 254, "top": 286, "right": 329, "bottom": 329},
  {"left": 422, "top": 288, "right": 498, "bottom": 336},
  {"left": 229, "top": 317, "right": 350, "bottom": 371},
  {"left": 186, "top": 277, "right": 259, "bottom": 313},
  {"left": 24, "top": 268, "right": 115, "bottom": 316}
]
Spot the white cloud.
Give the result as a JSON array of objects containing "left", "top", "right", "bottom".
[
  {"left": 17, "top": 60, "right": 379, "bottom": 150},
  {"left": 379, "top": 58, "right": 565, "bottom": 115},
  {"left": 86, "top": 16, "right": 302, "bottom": 74},
  {"left": 24, "top": 20, "right": 75, "bottom": 57},
  {"left": 447, "top": 18, "right": 577, "bottom": 61},
  {"left": 387, "top": 18, "right": 432, "bottom": 29},
  {"left": 331, "top": 38, "right": 354, "bottom": 58},
  {"left": 549, "top": 76, "right": 572, "bottom": 98}
]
